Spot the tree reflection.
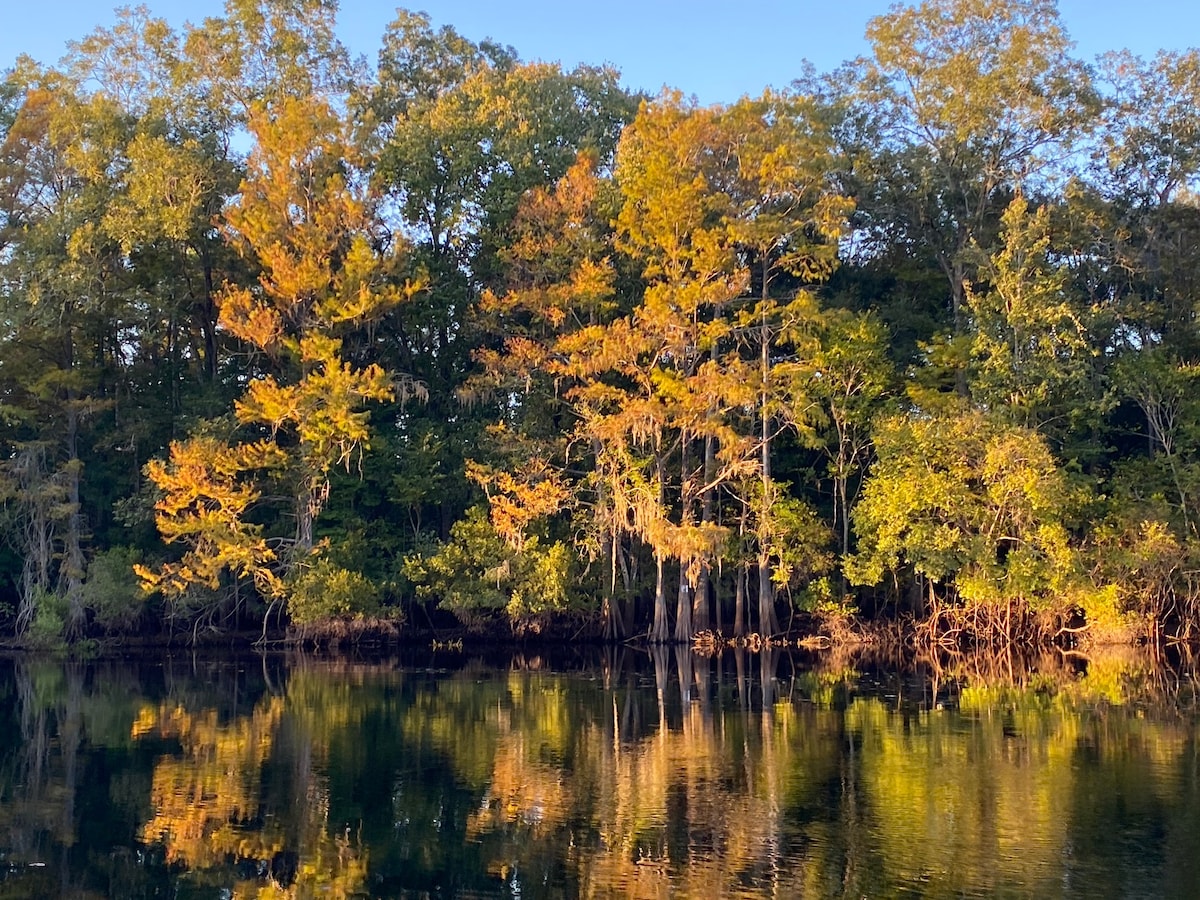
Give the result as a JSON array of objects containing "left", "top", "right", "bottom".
[
  {"left": 133, "top": 665, "right": 370, "bottom": 898},
  {"left": 0, "top": 649, "right": 1198, "bottom": 896}
]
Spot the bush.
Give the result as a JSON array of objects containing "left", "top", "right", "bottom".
[
  {"left": 287, "top": 558, "right": 381, "bottom": 626},
  {"left": 84, "top": 547, "right": 146, "bottom": 634},
  {"left": 24, "top": 588, "right": 67, "bottom": 649},
  {"left": 403, "top": 506, "right": 575, "bottom": 631}
]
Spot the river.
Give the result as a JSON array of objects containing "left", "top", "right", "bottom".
[{"left": 0, "top": 646, "right": 1196, "bottom": 898}]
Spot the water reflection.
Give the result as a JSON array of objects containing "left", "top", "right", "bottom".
[{"left": 0, "top": 647, "right": 1199, "bottom": 897}]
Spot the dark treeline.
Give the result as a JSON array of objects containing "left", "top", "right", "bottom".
[{"left": 1, "top": 0, "right": 1198, "bottom": 648}]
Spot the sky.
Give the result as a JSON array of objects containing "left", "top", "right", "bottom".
[{"left": 2, "top": 0, "right": 1198, "bottom": 104}]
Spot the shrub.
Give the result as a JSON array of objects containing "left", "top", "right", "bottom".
[
  {"left": 24, "top": 588, "right": 67, "bottom": 649},
  {"left": 287, "top": 558, "right": 380, "bottom": 626},
  {"left": 83, "top": 547, "right": 146, "bottom": 634},
  {"left": 403, "top": 506, "right": 574, "bottom": 631}
]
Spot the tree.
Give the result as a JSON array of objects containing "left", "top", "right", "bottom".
[
  {"left": 847, "top": 410, "right": 1079, "bottom": 642},
  {"left": 967, "top": 196, "right": 1094, "bottom": 434},
  {"left": 852, "top": 0, "right": 1094, "bottom": 342},
  {"left": 0, "top": 70, "right": 130, "bottom": 639},
  {"left": 368, "top": 20, "right": 633, "bottom": 552},
  {"left": 140, "top": 94, "right": 416, "bottom": 626},
  {"left": 178, "top": 0, "right": 354, "bottom": 115},
  {"left": 403, "top": 505, "right": 573, "bottom": 632},
  {"left": 720, "top": 91, "right": 852, "bottom": 636},
  {"left": 467, "top": 151, "right": 629, "bottom": 635},
  {"left": 138, "top": 432, "right": 284, "bottom": 601},
  {"left": 614, "top": 92, "right": 744, "bottom": 642},
  {"left": 797, "top": 306, "right": 893, "bottom": 564}
]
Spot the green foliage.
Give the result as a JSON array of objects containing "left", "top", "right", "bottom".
[
  {"left": 23, "top": 588, "right": 67, "bottom": 649},
  {"left": 967, "top": 197, "right": 1095, "bottom": 433},
  {"left": 848, "top": 410, "right": 1080, "bottom": 612},
  {"left": 403, "top": 506, "right": 575, "bottom": 630},
  {"left": 287, "top": 558, "right": 381, "bottom": 626},
  {"left": 763, "top": 491, "right": 835, "bottom": 600},
  {"left": 83, "top": 547, "right": 146, "bottom": 634},
  {"left": 1081, "top": 510, "right": 1200, "bottom": 640}
]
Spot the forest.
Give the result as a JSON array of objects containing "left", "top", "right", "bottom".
[{"left": 1, "top": 0, "right": 1198, "bottom": 649}]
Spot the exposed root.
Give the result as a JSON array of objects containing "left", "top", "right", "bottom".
[{"left": 910, "top": 601, "right": 1064, "bottom": 652}]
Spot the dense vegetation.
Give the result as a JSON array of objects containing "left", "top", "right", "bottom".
[{"left": 2, "top": 0, "right": 1199, "bottom": 647}]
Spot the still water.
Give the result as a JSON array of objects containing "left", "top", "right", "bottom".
[{"left": 0, "top": 646, "right": 1198, "bottom": 898}]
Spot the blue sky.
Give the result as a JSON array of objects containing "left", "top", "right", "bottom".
[{"left": 2, "top": 1, "right": 1198, "bottom": 104}]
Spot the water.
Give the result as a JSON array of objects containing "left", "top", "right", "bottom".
[{"left": 0, "top": 646, "right": 1198, "bottom": 898}]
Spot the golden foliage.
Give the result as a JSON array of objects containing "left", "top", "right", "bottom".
[
  {"left": 466, "top": 456, "right": 571, "bottom": 550},
  {"left": 137, "top": 436, "right": 283, "bottom": 599},
  {"left": 143, "top": 93, "right": 421, "bottom": 605}
]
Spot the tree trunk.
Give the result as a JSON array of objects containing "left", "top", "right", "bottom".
[
  {"left": 757, "top": 562, "right": 779, "bottom": 638},
  {"left": 649, "top": 553, "right": 670, "bottom": 643},
  {"left": 758, "top": 284, "right": 778, "bottom": 637},
  {"left": 694, "top": 336, "right": 720, "bottom": 633},
  {"left": 602, "top": 530, "right": 624, "bottom": 642},
  {"left": 674, "top": 570, "right": 692, "bottom": 643},
  {"left": 713, "top": 571, "right": 722, "bottom": 634},
  {"left": 674, "top": 436, "right": 693, "bottom": 643},
  {"left": 297, "top": 482, "right": 316, "bottom": 552},
  {"left": 13, "top": 443, "right": 55, "bottom": 635},
  {"left": 734, "top": 563, "right": 748, "bottom": 638},
  {"left": 694, "top": 428, "right": 716, "bottom": 632},
  {"left": 598, "top": 436, "right": 624, "bottom": 640},
  {"left": 943, "top": 238, "right": 970, "bottom": 396},
  {"left": 835, "top": 432, "right": 851, "bottom": 595},
  {"left": 200, "top": 250, "right": 219, "bottom": 384}
]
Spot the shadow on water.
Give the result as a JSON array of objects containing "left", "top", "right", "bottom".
[{"left": 0, "top": 644, "right": 1198, "bottom": 897}]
